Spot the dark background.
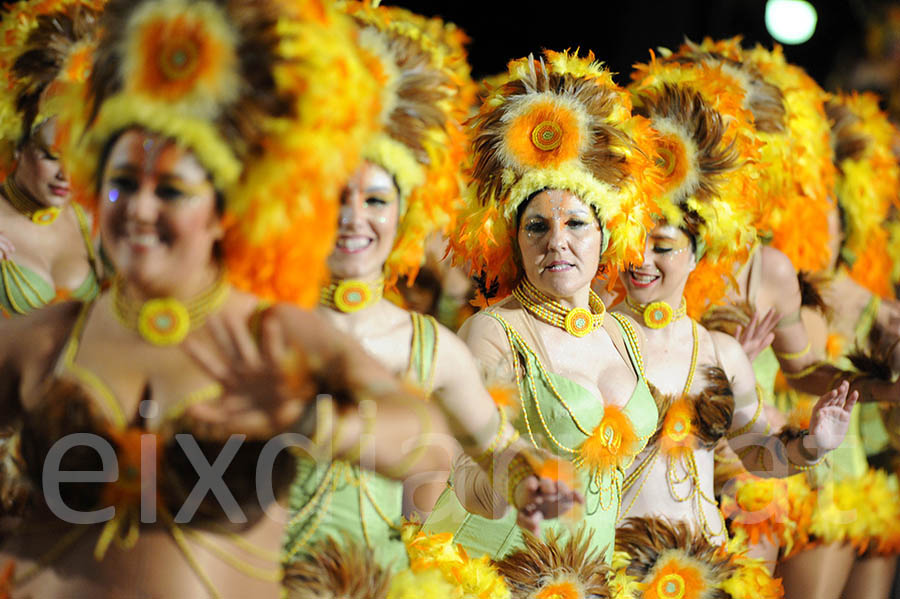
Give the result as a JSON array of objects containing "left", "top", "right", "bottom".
[{"left": 389, "top": 0, "right": 868, "bottom": 90}]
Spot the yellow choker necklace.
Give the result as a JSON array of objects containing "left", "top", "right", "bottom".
[
  {"left": 513, "top": 278, "right": 605, "bottom": 337},
  {"left": 112, "top": 274, "right": 230, "bottom": 346},
  {"left": 320, "top": 278, "right": 383, "bottom": 313},
  {"left": 2, "top": 177, "right": 60, "bottom": 225},
  {"left": 625, "top": 296, "right": 687, "bottom": 329}
]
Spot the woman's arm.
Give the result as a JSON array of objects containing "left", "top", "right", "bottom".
[
  {"left": 755, "top": 246, "right": 899, "bottom": 403},
  {"left": 713, "top": 330, "right": 856, "bottom": 477}
]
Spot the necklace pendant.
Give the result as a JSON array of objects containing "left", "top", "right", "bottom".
[
  {"left": 31, "top": 206, "right": 60, "bottom": 225},
  {"left": 643, "top": 301, "right": 674, "bottom": 329},
  {"left": 565, "top": 307, "right": 594, "bottom": 337},
  {"left": 138, "top": 298, "right": 191, "bottom": 346},
  {"left": 333, "top": 280, "right": 373, "bottom": 313}
]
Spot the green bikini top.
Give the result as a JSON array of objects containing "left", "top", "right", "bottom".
[
  {"left": 0, "top": 203, "right": 100, "bottom": 317},
  {"left": 480, "top": 300, "right": 658, "bottom": 514}
]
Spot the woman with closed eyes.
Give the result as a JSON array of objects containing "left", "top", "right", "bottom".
[{"left": 610, "top": 79, "right": 854, "bottom": 599}]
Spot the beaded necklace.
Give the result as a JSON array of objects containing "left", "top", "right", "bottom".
[
  {"left": 624, "top": 296, "right": 687, "bottom": 329},
  {"left": 112, "top": 274, "right": 229, "bottom": 346},
  {"left": 2, "top": 177, "right": 60, "bottom": 225},
  {"left": 320, "top": 278, "right": 384, "bottom": 313},
  {"left": 513, "top": 278, "right": 605, "bottom": 337}
]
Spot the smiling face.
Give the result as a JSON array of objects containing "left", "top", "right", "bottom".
[
  {"left": 623, "top": 222, "right": 696, "bottom": 306},
  {"left": 99, "top": 129, "right": 222, "bottom": 296},
  {"left": 516, "top": 189, "right": 603, "bottom": 302},
  {"left": 326, "top": 160, "right": 400, "bottom": 281},
  {"left": 13, "top": 118, "right": 70, "bottom": 207}
]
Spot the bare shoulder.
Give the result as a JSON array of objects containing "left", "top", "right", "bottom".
[
  {"left": 759, "top": 245, "right": 800, "bottom": 290},
  {"left": 707, "top": 327, "right": 746, "bottom": 364},
  {"left": 458, "top": 307, "right": 507, "bottom": 346}
]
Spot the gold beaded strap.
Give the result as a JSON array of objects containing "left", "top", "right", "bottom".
[
  {"left": 2, "top": 177, "right": 60, "bottom": 225},
  {"left": 513, "top": 278, "right": 605, "bottom": 337},
  {"left": 624, "top": 296, "right": 687, "bottom": 329},
  {"left": 775, "top": 341, "right": 812, "bottom": 361},
  {"left": 609, "top": 313, "right": 646, "bottom": 379},
  {"left": 320, "top": 278, "right": 384, "bottom": 313},
  {"left": 112, "top": 274, "right": 229, "bottom": 346}
]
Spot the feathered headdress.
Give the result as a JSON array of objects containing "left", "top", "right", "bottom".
[
  {"left": 60, "top": 0, "right": 383, "bottom": 307},
  {"left": 628, "top": 77, "right": 758, "bottom": 317},
  {"left": 450, "top": 50, "right": 660, "bottom": 304},
  {"left": 0, "top": 0, "right": 106, "bottom": 179},
  {"left": 339, "top": 1, "right": 468, "bottom": 289},
  {"left": 662, "top": 38, "right": 835, "bottom": 275},
  {"left": 827, "top": 91, "right": 899, "bottom": 298},
  {"left": 495, "top": 528, "right": 612, "bottom": 599},
  {"left": 742, "top": 43, "right": 835, "bottom": 273}
]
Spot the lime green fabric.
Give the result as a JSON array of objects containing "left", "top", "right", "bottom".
[
  {"left": 423, "top": 314, "right": 658, "bottom": 563},
  {"left": 0, "top": 204, "right": 99, "bottom": 317},
  {"left": 852, "top": 296, "right": 892, "bottom": 457},
  {"left": 283, "top": 312, "right": 438, "bottom": 572},
  {"left": 752, "top": 347, "right": 780, "bottom": 408}
]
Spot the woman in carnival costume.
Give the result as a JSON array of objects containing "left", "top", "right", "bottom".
[
  {"left": 0, "top": 0, "right": 104, "bottom": 317},
  {"left": 760, "top": 91, "right": 900, "bottom": 599},
  {"left": 284, "top": 1, "right": 575, "bottom": 575},
  {"left": 609, "top": 77, "right": 857, "bottom": 599},
  {"left": 654, "top": 39, "right": 900, "bottom": 598},
  {"left": 421, "top": 48, "right": 664, "bottom": 565},
  {"left": 0, "top": 0, "right": 543, "bottom": 596}
]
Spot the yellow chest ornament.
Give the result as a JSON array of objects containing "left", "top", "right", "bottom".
[
  {"left": 625, "top": 296, "right": 687, "bottom": 329},
  {"left": 112, "top": 274, "right": 230, "bottom": 346},
  {"left": 513, "top": 278, "right": 605, "bottom": 337},
  {"left": 2, "top": 178, "right": 61, "bottom": 225},
  {"left": 319, "top": 278, "right": 384, "bottom": 313}
]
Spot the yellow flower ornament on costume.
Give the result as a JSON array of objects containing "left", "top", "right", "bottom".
[
  {"left": 121, "top": 0, "right": 239, "bottom": 117},
  {"left": 60, "top": 0, "right": 383, "bottom": 307},
  {"left": 450, "top": 50, "right": 660, "bottom": 304}
]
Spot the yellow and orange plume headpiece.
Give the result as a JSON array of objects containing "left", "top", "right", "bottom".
[
  {"left": 742, "top": 43, "right": 836, "bottom": 273},
  {"left": 450, "top": 49, "right": 660, "bottom": 304},
  {"left": 827, "top": 91, "right": 899, "bottom": 298},
  {"left": 665, "top": 38, "right": 835, "bottom": 274},
  {"left": 628, "top": 74, "right": 758, "bottom": 316},
  {"left": 339, "top": 1, "right": 468, "bottom": 289},
  {"left": 0, "top": 0, "right": 106, "bottom": 179},
  {"left": 60, "top": 0, "right": 382, "bottom": 307}
]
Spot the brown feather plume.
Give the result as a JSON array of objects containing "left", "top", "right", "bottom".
[
  {"left": 847, "top": 322, "right": 900, "bottom": 382},
  {"left": 667, "top": 49, "right": 786, "bottom": 134},
  {"left": 10, "top": 3, "right": 102, "bottom": 143},
  {"left": 796, "top": 270, "right": 830, "bottom": 314},
  {"left": 283, "top": 536, "right": 391, "bottom": 599},
  {"left": 615, "top": 516, "right": 736, "bottom": 596},
  {"left": 826, "top": 100, "right": 869, "bottom": 164},
  {"left": 469, "top": 62, "right": 632, "bottom": 207},
  {"left": 699, "top": 301, "right": 753, "bottom": 337},
  {"left": 635, "top": 83, "right": 741, "bottom": 205},
  {"left": 352, "top": 22, "right": 452, "bottom": 166},
  {"left": 495, "top": 527, "right": 612, "bottom": 598}
]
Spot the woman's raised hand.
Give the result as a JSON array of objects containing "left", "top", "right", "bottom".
[
  {"left": 182, "top": 308, "right": 314, "bottom": 440},
  {"left": 735, "top": 307, "right": 778, "bottom": 362},
  {"left": 808, "top": 380, "right": 858, "bottom": 453}
]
